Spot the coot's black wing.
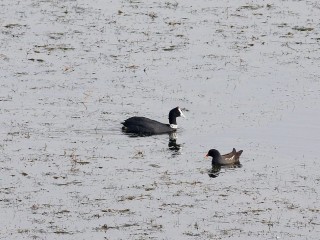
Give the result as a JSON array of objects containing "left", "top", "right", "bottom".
[{"left": 122, "top": 117, "right": 173, "bottom": 135}]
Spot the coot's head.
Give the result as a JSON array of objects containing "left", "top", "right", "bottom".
[
  {"left": 205, "top": 149, "right": 221, "bottom": 158},
  {"left": 168, "top": 107, "right": 185, "bottom": 127}
]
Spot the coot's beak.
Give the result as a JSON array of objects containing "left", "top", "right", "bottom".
[
  {"left": 205, "top": 153, "right": 209, "bottom": 158},
  {"left": 179, "top": 108, "right": 186, "bottom": 118}
]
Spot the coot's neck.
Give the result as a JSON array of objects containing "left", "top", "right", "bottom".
[{"left": 168, "top": 110, "right": 178, "bottom": 125}]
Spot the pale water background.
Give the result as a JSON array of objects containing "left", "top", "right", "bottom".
[{"left": 1, "top": 0, "right": 319, "bottom": 239}]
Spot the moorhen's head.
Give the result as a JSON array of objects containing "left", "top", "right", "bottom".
[{"left": 205, "top": 149, "right": 221, "bottom": 159}]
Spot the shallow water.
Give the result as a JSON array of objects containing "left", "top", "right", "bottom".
[{"left": 1, "top": 0, "right": 320, "bottom": 239}]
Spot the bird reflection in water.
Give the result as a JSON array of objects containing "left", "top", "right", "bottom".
[
  {"left": 168, "top": 132, "right": 181, "bottom": 156},
  {"left": 208, "top": 163, "right": 242, "bottom": 178}
]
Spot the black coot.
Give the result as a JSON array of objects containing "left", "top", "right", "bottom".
[{"left": 122, "top": 107, "right": 185, "bottom": 135}]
